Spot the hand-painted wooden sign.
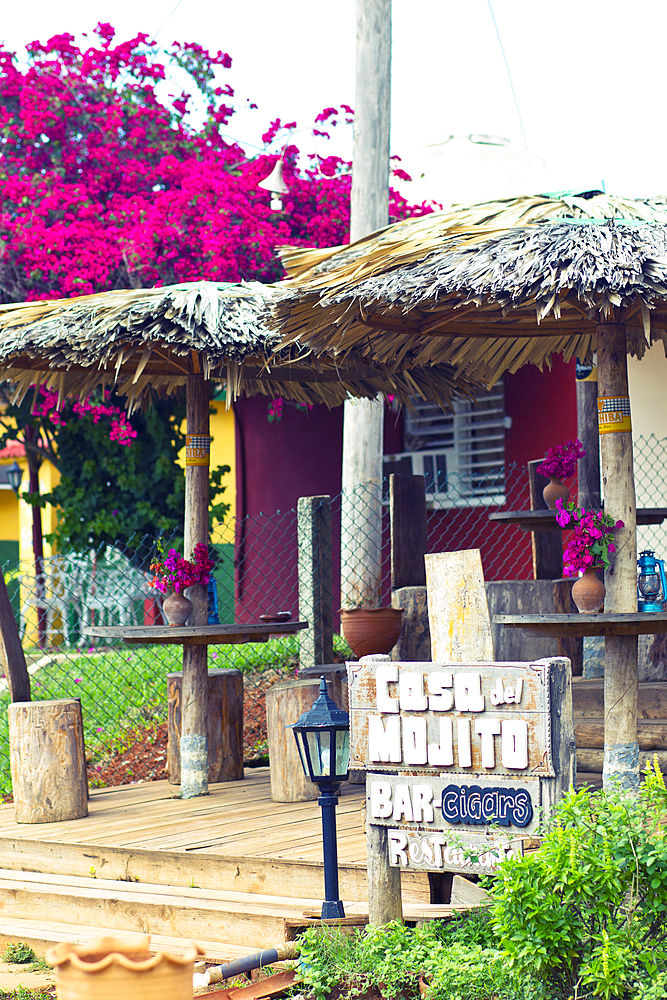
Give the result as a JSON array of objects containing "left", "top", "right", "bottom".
[{"left": 349, "top": 657, "right": 575, "bottom": 875}]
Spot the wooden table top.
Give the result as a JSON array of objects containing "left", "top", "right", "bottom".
[
  {"left": 494, "top": 612, "right": 667, "bottom": 637},
  {"left": 488, "top": 508, "right": 667, "bottom": 531},
  {"left": 83, "top": 621, "right": 309, "bottom": 646}
]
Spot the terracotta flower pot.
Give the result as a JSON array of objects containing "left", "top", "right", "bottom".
[
  {"left": 46, "top": 936, "right": 201, "bottom": 1000},
  {"left": 542, "top": 476, "right": 570, "bottom": 509},
  {"left": 572, "top": 566, "right": 605, "bottom": 613},
  {"left": 162, "top": 590, "right": 192, "bottom": 626},
  {"left": 340, "top": 607, "right": 403, "bottom": 658}
]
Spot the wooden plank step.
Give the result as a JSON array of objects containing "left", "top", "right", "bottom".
[
  {"left": 0, "top": 838, "right": 431, "bottom": 904},
  {"left": 0, "top": 916, "right": 261, "bottom": 963},
  {"left": 572, "top": 679, "right": 667, "bottom": 719},
  {"left": 575, "top": 718, "right": 667, "bottom": 750},
  {"left": 0, "top": 868, "right": 318, "bottom": 950}
]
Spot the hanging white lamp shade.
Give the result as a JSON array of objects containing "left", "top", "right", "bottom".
[{"left": 258, "top": 158, "right": 289, "bottom": 196}]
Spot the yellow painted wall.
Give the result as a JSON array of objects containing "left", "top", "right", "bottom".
[
  {"left": 0, "top": 485, "right": 19, "bottom": 542},
  {"left": 178, "top": 397, "right": 236, "bottom": 541},
  {"left": 628, "top": 343, "right": 667, "bottom": 440}
]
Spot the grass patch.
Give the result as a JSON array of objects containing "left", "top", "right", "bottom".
[{"left": 0, "top": 633, "right": 353, "bottom": 797}]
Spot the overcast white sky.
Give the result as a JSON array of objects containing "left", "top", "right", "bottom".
[{"left": 2, "top": 0, "right": 666, "bottom": 199}]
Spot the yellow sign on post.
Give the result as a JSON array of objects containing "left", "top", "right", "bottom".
[
  {"left": 598, "top": 396, "right": 632, "bottom": 434},
  {"left": 185, "top": 434, "right": 211, "bottom": 466}
]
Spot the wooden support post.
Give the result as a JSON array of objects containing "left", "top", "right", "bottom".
[
  {"left": 597, "top": 323, "right": 639, "bottom": 790},
  {"left": 390, "top": 474, "right": 427, "bottom": 590},
  {"left": 181, "top": 369, "right": 210, "bottom": 798},
  {"left": 390, "top": 474, "right": 430, "bottom": 660},
  {"left": 0, "top": 569, "right": 30, "bottom": 702},
  {"left": 577, "top": 378, "right": 602, "bottom": 509},
  {"left": 340, "top": 0, "right": 391, "bottom": 613},
  {"left": 367, "top": 823, "right": 403, "bottom": 926},
  {"left": 528, "top": 460, "right": 563, "bottom": 580},
  {"left": 167, "top": 669, "right": 244, "bottom": 784},
  {"left": 298, "top": 496, "right": 333, "bottom": 670},
  {"left": 391, "top": 587, "right": 430, "bottom": 660}
]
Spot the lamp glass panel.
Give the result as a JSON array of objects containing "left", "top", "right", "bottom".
[
  {"left": 306, "top": 729, "right": 333, "bottom": 777},
  {"left": 293, "top": 731, "right": 310, "bottom": 777},
  {"left": 639, "top": 572, "right": 661, "bottom": 598},
  {"left": 335, "top": 729, "right": 350, "bottom": 776}
]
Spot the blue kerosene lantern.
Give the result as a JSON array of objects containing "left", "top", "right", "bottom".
[{"left": 637, "top": 550, "right": 667, "bottom": 612}]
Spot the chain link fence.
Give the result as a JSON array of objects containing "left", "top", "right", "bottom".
[{"left": 0, "top": 435, "right": 663, "bottom": 797}]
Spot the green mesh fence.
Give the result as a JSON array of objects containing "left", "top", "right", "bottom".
[{"left": 0, "top": 437, "right": 661, "bottom": 798}]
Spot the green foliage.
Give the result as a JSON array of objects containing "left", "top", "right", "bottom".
[
  {"left": 35, "top": 396, "right": 187, "bottom": 557},
  {"left": 298, "top": 920, "right": 545, "bottom": 1000},
  {"left": 487, "top": 761, "right": 667, "bottom": 999},
  {"left": 2, "top": 943, "right": 35, "bottom": 965}
]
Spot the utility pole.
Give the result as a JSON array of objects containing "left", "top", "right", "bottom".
[
  {"left": 340, "top": 0, "right": 392, "bottom": 611},
  {"left": 343, "top": 0, "right": 402, "bottom": 927}
]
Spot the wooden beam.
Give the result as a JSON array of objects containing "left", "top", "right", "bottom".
[
  {"left": 527, "top": 460, "right": 563, "bottom": 580},
  {"left": 0, "top": 569, "right": 30, "bottom": 702},
  {"left": 181, "top": 369, "right": 211, "bottom": 799},
  {"left": 598, "top": 323, "right": 639, "bottom": 790},
  {"left": 390, "top": 474, "right": 427, "bottom": 589}
]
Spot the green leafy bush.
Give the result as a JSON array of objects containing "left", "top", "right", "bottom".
[
  {"left": 488, "top": 759, "right": 667, "bottom": 999},
  {"left": 298, "top": 919, "right": 545, "bottom": 1000},
  {"left": 2, "top": 943, "right": 35, "bottom": 964}
]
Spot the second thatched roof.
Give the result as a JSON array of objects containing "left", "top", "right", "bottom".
[
  {"left": 0, "top": 279, "right": 481, "bottom": 411},
  {"left": 272, "top": 193, "right": 667, "bottom": 387}
]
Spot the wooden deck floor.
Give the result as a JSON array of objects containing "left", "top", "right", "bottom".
[{"left": 0, "top": 768, "right": 368, "bottom": 864}]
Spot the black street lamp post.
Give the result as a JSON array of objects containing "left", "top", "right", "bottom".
[{"left": 289, "top": 676, "right": 350, "bottom": 919}]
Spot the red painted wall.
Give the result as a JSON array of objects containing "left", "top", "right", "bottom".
[
  {"left": 232, "top": 361, "right": 580, "bottom": 621},
  {"left": 504, "top": 357, "right": 578, "bottom": 469}
]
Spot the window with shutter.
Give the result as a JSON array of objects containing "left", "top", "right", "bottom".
[{"left": 383, "top": 384, "right": 507, "bottom": 507}]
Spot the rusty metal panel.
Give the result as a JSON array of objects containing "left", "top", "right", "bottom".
[{"left": 347, "top": 659, "right": 554, "bottom": 778}]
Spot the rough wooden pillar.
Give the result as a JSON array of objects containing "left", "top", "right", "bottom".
[
  {"left": 340, "top": 0, "right": 391, "bottom": 615},
  {"left": 527, "top": 460, "right": 563, "bottom": 580},
  {"left": 390, "top": 474, "right": 430, "bottom": 660},
  {"left": 367, "top": 822, "right": 403, "bottom": 925},
  {"left": 0, "top": 569, "right": 30, "bottom": 702},
  {"left": 9, "top": 699, "right": 88, "bottom": 822},
  {"left": 577, "top": 375, "right": 602, "bottom": 509},
  {"left": 298, "top": 496, "right": 333, "bottom": 670},
  {"left": 181, "top": 369, "right": 210, "bottom": 798},
  {"left": 597, "top": 323, "right": 639, "bottom": 789},
  {"left": 167, "top": 669, "right": 244, "bottom": 784},
  {"left": 390, "top": 474, "right": 427, "bottom": 590},
  {"left": 362, "top": 653, "right": 402, "bottom": 926}
]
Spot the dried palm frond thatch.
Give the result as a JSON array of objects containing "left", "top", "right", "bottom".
[
  {"left": 273, "top": 201, "right": 667, "bottom": 388},
  {"left": 0, "top": 279, "right": 480, "bottom": 411}
]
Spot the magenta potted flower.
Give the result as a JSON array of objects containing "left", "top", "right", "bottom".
[
  {"left": 555, "top": 498, "right": 624, "bottom": 612},
  {"left": 150, "top": 543, "right": 214, "bottom": 625},
  {"left": 536, "top": 439, "right": 586, "bottom": 509}
]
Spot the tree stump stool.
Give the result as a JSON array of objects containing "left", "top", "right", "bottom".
[
  {"left": 266, "top": 676, "right": 340, "bottom": 802},
  {"left": 167, "top": 668, "right": 243, "bottom": 784},
  {"left": 8, "top": 699, "right": 88, "bottom": 823}
]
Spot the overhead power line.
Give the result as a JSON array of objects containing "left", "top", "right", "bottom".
[{"left": 486, "top": 0, "right": 528, "bottom": 150}]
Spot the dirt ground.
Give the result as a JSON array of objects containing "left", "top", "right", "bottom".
[{"left": 0, "top": 961, "right": 55, "bottom": 993}]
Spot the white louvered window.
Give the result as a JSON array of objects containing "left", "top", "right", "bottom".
[{"left": 383, "top": 384, "right": 507, "bottom": 506}]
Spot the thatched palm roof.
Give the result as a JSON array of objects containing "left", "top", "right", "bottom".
[
  {"left": 272, "top": 193, "right": 667, "bottom": 387},
  {"left": 0, "top": 280, "right": 480, "bottom": 410}
]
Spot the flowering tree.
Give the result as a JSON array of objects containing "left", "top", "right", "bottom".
[
  {"left": 0, "top": 24, "right": 426, "bottom": 624},
  {"left": 0, "top": 24, "right": 426, "bottom": 301}
]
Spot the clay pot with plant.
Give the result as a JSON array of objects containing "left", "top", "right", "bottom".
[
  {"left": 536, "top": 439, "right": 586, "bottom": 509},
  {"left": 555, "top": 498, "right": 624, "bottom": 613}
]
